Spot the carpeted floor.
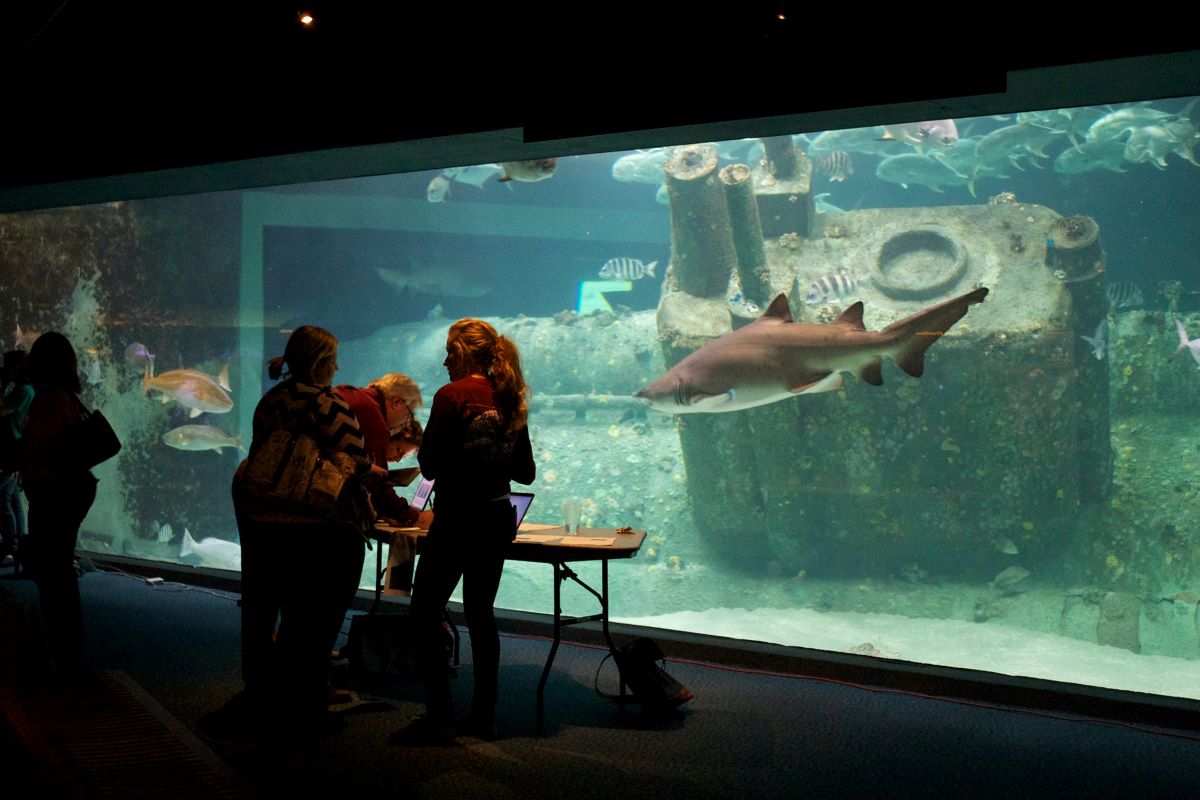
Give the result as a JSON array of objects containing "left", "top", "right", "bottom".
[{"left": 4, "top": 566, "right": 1200, "bottom": 799}]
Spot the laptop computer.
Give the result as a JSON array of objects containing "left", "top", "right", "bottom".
[
  {"left": 408, "top": 479, "right": 533, "bottom": 528},
  {"left": 509, "top": 491, "right": 535, "bottom": 528}
]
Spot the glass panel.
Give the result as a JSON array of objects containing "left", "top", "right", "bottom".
[{"left": 3, "top": 97, "right": 1199, "bottom": 701}]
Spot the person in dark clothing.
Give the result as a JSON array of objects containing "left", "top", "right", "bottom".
[
  {"left": 336, "top": 374, "right": 431, "bottom": 596},
  {"left": 210, "top": 325, "right": 381, "bottom": 740},
  {"left": 335, "top": 373, "right": 427, "bottom": 527},
  {"left": 19, "top": 333, "right": 97, "bottom": 677},
  {"left": 390, "top": 318, "right": 535, "bottom": 746},
  {"left": 1, "top": 350, "right": 34, "bottom": 564}
]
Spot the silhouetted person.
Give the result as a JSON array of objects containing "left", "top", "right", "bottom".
[
  {"left": 391, "top": 318, "right": 535, "bottom": 745},
  {"left": 20, "top": 333, "right": 97, "bottom": 676},
  {"left": 1, "top": 350, "right": 33, "bottom": 565},
  {"left": 219, "top": 325, "right": 382, "bottom": 739}
]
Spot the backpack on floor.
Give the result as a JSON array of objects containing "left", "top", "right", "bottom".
[{"left": 600, "top": 637, "right": 694, "bottom": 717}]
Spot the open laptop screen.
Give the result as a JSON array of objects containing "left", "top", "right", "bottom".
[{"left": 509, "top": 492, "right": 535, "bottom": 527}]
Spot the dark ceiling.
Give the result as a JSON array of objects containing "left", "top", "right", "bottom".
[{"left": 3, "top": 3, "right": 1199, "bottom": 211}]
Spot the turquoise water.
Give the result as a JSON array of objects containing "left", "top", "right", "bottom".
[{"left": 3, "top": 97, "right": 1199, "bottom": 700}]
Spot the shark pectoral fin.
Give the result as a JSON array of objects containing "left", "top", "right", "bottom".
[
  {"left": 790, "top": 372, "right": 843, "bottom": 394},
  {"left": 858, "top": 359, "right": 884, "bottom": 386},
  {"left": 189, "top": 407, "right": 203, "bottom": 419}
]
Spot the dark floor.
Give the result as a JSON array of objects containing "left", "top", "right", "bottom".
[{"left": 4, "top": 565, "right": 1200, "bottom": 799}]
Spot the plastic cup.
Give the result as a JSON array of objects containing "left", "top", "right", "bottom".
[{"left": 561, "top": 501, "right": 582, "bottom": 535}]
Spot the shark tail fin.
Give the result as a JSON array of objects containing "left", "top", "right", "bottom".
[{"left": 883, "top": 287, "right": 989, "bottom": 377}]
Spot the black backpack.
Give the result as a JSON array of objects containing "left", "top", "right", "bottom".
[{"left": 602, "top": 637, "right": 694, "bottom": 717}]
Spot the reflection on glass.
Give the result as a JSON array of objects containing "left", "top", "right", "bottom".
[{"left": 3, "top": 98, "right": 1200, "bottom": 702}]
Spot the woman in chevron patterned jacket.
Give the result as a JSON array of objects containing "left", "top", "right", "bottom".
[{"left": 224, "top": 325, "right": 383, "bottom": 740}]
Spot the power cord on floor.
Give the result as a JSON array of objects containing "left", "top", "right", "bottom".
[{"left": 93, "top": 565, "right": 240, "bottom": 602}]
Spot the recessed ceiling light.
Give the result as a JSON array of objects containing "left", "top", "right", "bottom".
[{"left": 298, "top": 11, "right": 315, "bottom": 27}]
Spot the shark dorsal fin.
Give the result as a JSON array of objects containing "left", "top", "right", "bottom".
[
  {"left": 835, "top": 301, "right": 866, "bottom": 330},
  {"left": 760, "top": 294, "right": 793, "bottom": 323}
]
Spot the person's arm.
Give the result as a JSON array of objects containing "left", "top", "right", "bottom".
[
  {"left": 417, "top": 387, "right": 457, "bottom": 480},
  {"left": 510, "top": 424, "right": 535, "bottom": 486}
]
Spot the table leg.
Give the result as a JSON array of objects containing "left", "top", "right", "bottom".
[
  {"left": 370, "top": 540, "right": 383, "bottom": 614},
  {"left": 536, "top": 562, "right": 564, "bottom": 734}
]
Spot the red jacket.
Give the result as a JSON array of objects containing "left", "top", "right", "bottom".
[{"left": 335, "top": 384, "right": 416, "bottom": 525}]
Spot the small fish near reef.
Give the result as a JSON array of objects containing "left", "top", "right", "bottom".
[
  {"left": 811, "top": 151, "right": 854, "bottom": 182},
  {"left": 498, "top": 158, "right": 557, "bottom": 183},
  {"left": 991, "top": 566, "right": 1031, "bottom": 594},
  {"left": 1174, "top": 318, "right": 1200, "bottom": 368},
  {"left": 163, "top": 424, "right": 243, "bottom": 453},
  {"left": 124, "top": 342, "right": 156, "bottom": 372},
  {"left": 144, "top": 365, "right": 233, "bottom": 418},
  {"left": 726, "top": 291, "right": 761, "bottom": 319},
  {"left": 1106, "top": 281, "right": 1144, "bottom": 309},
  {"left": 180, "top": 528, "right": 241, "bottom": 572},
  {"left": 1080, "top": 318, "right": 1107, "bottom": 361},
  {"left": 803, "top": 272, "right": 859, "bottom": 306},
  {"left": 634, "top": 287, "right": 988, "bottom": 414},
  {"left": 599, "top": 257, "right": 657, "bottom": 281}
]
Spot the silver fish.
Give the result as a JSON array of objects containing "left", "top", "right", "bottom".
[
  {"left": 1174, "top": 319, "right": 1200, "bottom": 368},
  {"left": 180, "top": 528, "right": 241, "bottom": 571},
  {"left": 426, "top": 174, "right": 451, "bottom": 203},
  {"left": 442, "top": 163, "right": 504, "bottom": 188},
  {"left": 156, "top": 523, "right": 175, "bottom": 544},
  {"left": 875, "top": 153, "right": 970, "bottom": 192},
  {"left": 634, "top": 288, "right": 988, "bottom": 414},
  {"left": 1080, "top": 318, "right": 1107, "bottom": 361},
  {"left": 881, "top": 119, "right": 959, "bottom": 148},
  {"left": 163, "top": 424, "right": 243, "bottom": 453},
  {"left": 992, "top": 536, "right": 1019, "bottom": 555},
  {"left": 498, "top": 158, "right": 556, "bottom": 183},
  {"left": 612, "top": 149, "right": 671, "bottom": 184},
  {"left": 804, "top": 272, "right": 858, "bottom": 306},
  {"left": 991, "top": 566, "right": 1030, "bottom": 593},
  {"left": 599, "top": 258, "right": 657, "bottom": 281}
]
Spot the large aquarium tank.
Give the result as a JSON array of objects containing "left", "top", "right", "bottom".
[{"left": 3, "top": 96, "right": 1200, "bottom": 704}]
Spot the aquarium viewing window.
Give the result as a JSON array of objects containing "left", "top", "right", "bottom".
[{"left": 3, "top": 95, "right": 1200, "bottom": 705}]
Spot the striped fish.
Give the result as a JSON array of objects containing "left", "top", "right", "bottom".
[
  {"left": 803, "top": 272, "right": 858, "bottom": 306},
  {"left": 599, "top": 257, "right": 657, "bottom": 281},
  {"left": 1106, "top": 281, "right": 1143, "bottom": 309},
  {"left": 812, "top": 151, "right": 854, "bottom": 183}
]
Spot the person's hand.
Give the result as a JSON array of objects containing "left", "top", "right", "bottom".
[{"left": 415, "top": 509, "right": 434, "bottom": 530}]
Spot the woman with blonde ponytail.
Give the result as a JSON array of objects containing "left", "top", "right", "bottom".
[{"left": 390, "top": 319, "right": 535, "bottom": 746}]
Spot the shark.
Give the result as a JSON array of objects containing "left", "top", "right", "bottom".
[{"left": 634, "top": 287, "right": 989, "bottom": 414}]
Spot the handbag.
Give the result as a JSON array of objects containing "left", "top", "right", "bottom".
[
  {"left": 55, "top": 395, "right": 122, "bottom": 471},
  {"left": 235, "top": 428, "right": 360, "bottom": 521}
]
